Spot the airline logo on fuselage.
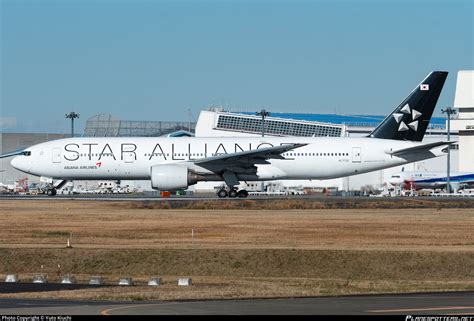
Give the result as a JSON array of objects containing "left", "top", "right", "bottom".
[
  {"left": 64, "top": 165, "right": 99, "bottom": 170},
  {"left": 61, "top": 142, "right": 280, "bottom": 162}
]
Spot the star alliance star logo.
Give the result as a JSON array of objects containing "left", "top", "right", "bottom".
[{"left": 392, "top": 103, "right": 422, "bottom": 132}]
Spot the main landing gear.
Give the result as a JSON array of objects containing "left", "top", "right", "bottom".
[
  {"left": 217, "top": 188, "right": 249, "bottom": 198},
  {"left": 218, "top": 171, "right": 248, "bottom": 198}
]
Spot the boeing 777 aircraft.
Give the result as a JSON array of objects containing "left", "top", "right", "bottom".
[{"left": 1, "top": 71, "right": 453, "bottom": 197}]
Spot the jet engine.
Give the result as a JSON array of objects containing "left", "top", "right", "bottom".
[{"left": 150, "top": 164, "right": 199, "bottom": 191}]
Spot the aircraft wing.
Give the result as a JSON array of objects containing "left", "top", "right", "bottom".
[
  {"left": 192, "top": 143, "right": 307, "bottom": 175},
  {"left": 0, "top": 149, "right": 30, "bottom": 159},
  {"left": 386, "top": 141, "right": 455, "bottom": 157}
]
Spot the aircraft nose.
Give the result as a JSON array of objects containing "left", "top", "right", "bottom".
[
  {"left": 10, "top": 156, "right": 20, "bottom": 169},
  {"left": 10, "top": 156, "right": 27, "bottom": 172}
]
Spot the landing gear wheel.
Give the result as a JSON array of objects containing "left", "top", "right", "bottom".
[
  {"left": 237, "top": 190, "right": 249, "bottom": 198},
  {"left": 217, "top": 189, "right": 228, "bottom": 198},
  {"left": 47, "top": 189, "right": 57, "bottom": 197},
  {"left": 228, "top": 189, "right": 238, "bottom": 198}
]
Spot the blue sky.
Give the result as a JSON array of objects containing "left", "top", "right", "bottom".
[{"left": 1, "top": 0, "right": 473, "bottom": 133}]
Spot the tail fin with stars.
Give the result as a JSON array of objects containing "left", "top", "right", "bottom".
[{"left": 369, "top": 71, "right": 448, "bottom": 141}]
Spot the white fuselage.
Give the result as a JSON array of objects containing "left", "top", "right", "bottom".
[
  {"left": 11, "top": 136, "right": 435, "bottom": 184},
  {"left": 389, "top": 171, "right": 474, "bottom": 189}
]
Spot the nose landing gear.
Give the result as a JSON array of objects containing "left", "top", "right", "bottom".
[{"left": 45, "top": 179, "right": 67, "bottom": 197}]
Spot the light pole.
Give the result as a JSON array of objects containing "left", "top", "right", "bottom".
[
  {"left": 441, "top": 107, "right": 457, "bottom": 193},
  {"left": 256, "top": 109, "right": 270, "bottom": 192},
  {"left": 256, "top": 109, "right": 270, "bottom": 137},
  {"left": 65, "top": 112, "right": 80, "bottom": 137}
]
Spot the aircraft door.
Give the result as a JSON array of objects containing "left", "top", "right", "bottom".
[
  {"left": 352, "top": 147, "right": 361, "bottom": 163},
  {"left": 52, "top": 147, "right": 62, "bottom": 163},
  {"left": 124, "top": 152, "right": 135, "bottom": 163}
]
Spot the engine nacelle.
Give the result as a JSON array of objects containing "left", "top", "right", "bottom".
[{"left": 150, "top": 164, "right": 198, "bottom": 191}]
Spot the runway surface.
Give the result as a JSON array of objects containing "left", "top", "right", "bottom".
[{"left": 0, "top": 292, "right": 473, "bottom": 315}]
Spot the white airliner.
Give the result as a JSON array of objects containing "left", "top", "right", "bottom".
[
  {"left": 389, "top": 171, "right": 474, "bottom": 192},
  {"left": 1, "top": 71, "right": 453, "bottom": 197}
]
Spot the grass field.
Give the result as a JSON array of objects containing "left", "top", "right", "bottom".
[{"left": 0, "top": 199, "right": 473, "bottom": 301}]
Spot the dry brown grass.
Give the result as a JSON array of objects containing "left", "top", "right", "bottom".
[
  {"left": 0, "top": 200, "right": 473, "bottom": 301},
  {"left": 0, "top": 200, "right": 472, "bottom": 251},
  {"left": 1, "top": 248, "right": 472, "bottom": 280},
  {"left": 119, "top": 198, "right": 474, "bottom": 210}
]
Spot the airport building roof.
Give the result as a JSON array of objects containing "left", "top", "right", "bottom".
[
  {"left": 236, "top": 112, "right": 446, "bottom": 129},
  {"left": 83, "top": 114, "right": 196, "bottom": 137},
  {"left": 82, "top": 110, "right": 446, "bottom": 138}
]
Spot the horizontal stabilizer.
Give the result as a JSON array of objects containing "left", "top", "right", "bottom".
[{"left": 386, "top": 141, "right": 455, "bottom": 156}]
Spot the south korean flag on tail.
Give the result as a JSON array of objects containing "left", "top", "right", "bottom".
[{"left": 420, "top": 84, "right": 429, "bottom": 91}]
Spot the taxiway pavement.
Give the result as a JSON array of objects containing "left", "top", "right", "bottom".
[{"left": 0, "top": 292, "right": 473, "bottom": 315}]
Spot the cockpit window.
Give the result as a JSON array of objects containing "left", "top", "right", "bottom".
[{"left": 23, "top": 151, "right": 31, "bottom": 156}]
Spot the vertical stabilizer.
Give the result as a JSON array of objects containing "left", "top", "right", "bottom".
[{"left": 370, "top": 71, "right": 448, "bottom": 141}]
